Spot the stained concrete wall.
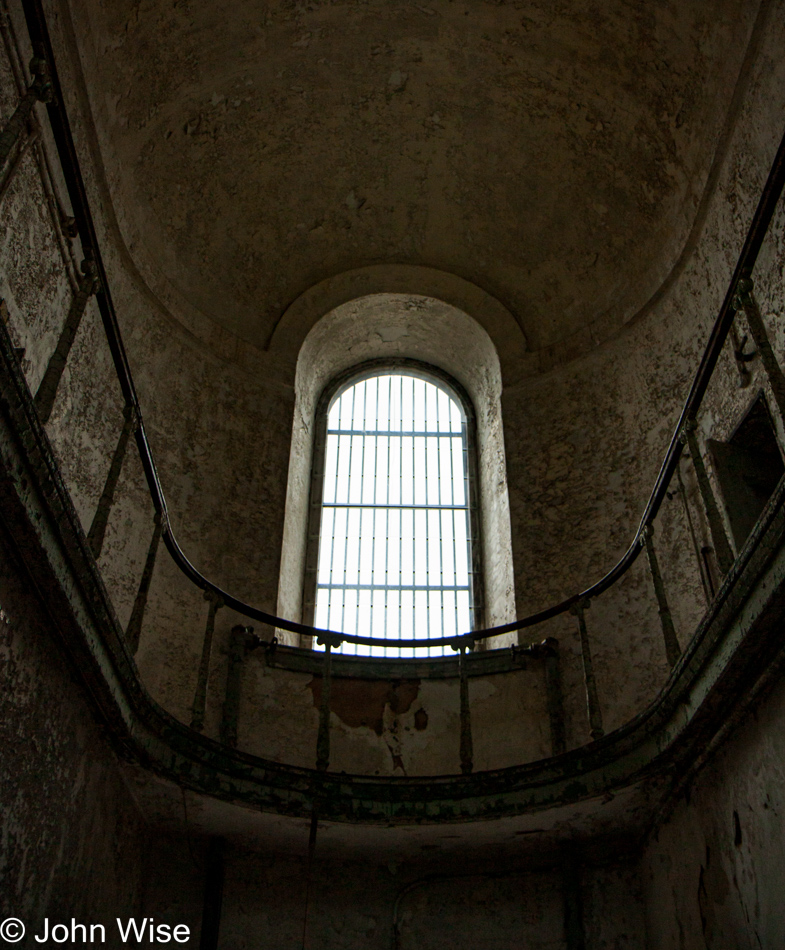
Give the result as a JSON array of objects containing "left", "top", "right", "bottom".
[
  {"left": 0, "top": 530, "right": 146, "bottom": 941},
  {"left": 502, "top": 0, "right": 785, "bottom": 747},
  {"left": 3, "top": 0, "right": 784, "bottom": 767},
  {"left": 141, "top": 844, "right": 646, "bottom": 950},
  {"left": 235, "top": 657, "right": 550, "bottom": 774},
  {"left": 641, "top": 669, "right": 785, "bottom": 948},
  {"left": 2, "top": 2, "right": 785, "bottom": 943},
  {"left": 2, "top": 0, "right": 785, "bottom": 778}
]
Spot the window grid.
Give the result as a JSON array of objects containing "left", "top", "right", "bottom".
[{"left": 307, "top": 371, "right": 476, "bottom": 657}]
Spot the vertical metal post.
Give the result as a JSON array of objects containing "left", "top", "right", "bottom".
[
  {"left": 221, "top": 625, "right": 257, "bottom": 748},
  {"left": 676, "top": 464, "right": 713, "bottom": 606},
  {"left": 199, "top": 838, "right": 225, "bottom": 950},
  {"left": 733, "top": 277, "right": 785, "bottom": 422},
  {"left": 681, "top": 421, "right": 735, "bottom": 575},
  {"left": 562, "top": 843, "right": 586, "bottom": 950},
  {"left": 125, "top": 511, "right": 162, "bottom": 654},
  {"left": 728, "top": 320, "right": 753, "bottom": 388},
  {"left": 642, "top": 526, "right": 681, "bottom": 668},
  {"left": 571, "top": 600, "right": 604, "bottom": 741},
  {"left": 0, "top": 56, "right": 52, "bottom": 169},
  {"left": 35, "top": 258, "right": 100, "bottom": 423},
  {"left": 191, "top": 590, "right": 224, "bottom": 733},
  {"left": 87, "top": 404, "right": 136, "bottom": 560},
  {"left": 315, "top": 637, "right": 335, "bottom": 772},
  {"left": 458, "top": 643, "right": 474, "bottom": 774},
  {"left": 542, "top": 637, "right": 566, "bottom": 755}
]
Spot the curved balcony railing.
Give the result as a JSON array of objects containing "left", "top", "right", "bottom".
[{"left": 2, "top": 0, "right": 785, "bottom": 778}]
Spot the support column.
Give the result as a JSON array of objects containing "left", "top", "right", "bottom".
[{"left": 642, "top": 526, "right": 681, "bottom": 668}]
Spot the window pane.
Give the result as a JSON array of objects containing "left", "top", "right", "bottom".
[{"left": 314, "top": 370, "right": 474, "bottom": 657}]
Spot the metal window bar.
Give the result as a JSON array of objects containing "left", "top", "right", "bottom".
[{"left": 311, "top": 371, "right": 475, "bottom": 657}]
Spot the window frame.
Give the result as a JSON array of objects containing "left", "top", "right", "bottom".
[{"left": 301, "top": 357, "right": 485, "bottom": 653}]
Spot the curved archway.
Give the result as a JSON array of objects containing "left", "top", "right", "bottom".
[
  {"left": 276, "top": 292, "right": 517, "bottom": 648},
  {"left": 266, "top": 265, "right": 528, "bottom": 380}
]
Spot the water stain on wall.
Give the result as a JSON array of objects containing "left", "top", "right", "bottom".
[{"left": 308, "top": 677, "right": 424, "bottom": 735}]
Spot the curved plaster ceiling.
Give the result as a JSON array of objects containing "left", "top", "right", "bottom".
[{"left": 69, "top": 0, "right": 754, "bottom": 362}]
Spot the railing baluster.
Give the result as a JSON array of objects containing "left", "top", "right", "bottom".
[
  {"left": 641, "top": 526, "right": 681, "bottom": 668},
  {"left": 35, "top": 258, "right": 100, "bottom": 423},
  {"left": 541, "top": 637, "right": 566, "bottom": 755},
  {"left": 86, "top": 404, "right": 136, "bottom": 560},
  {"left": 729, "top": 320, "right": 754, "bottom": 388},
  {"left": 681, "top": 421, "right": 735, "bottom": 575},
  {"left": 190, "top": 590, "right": 224, "bottom": 732},
  {"left": 733, "top": 277, "right": 785, "bottom": 422},
  {"left": 458, "top": 644, "right": 474, "bottom": 774},
  {"left": 220, "top": 625, "right": 258, "bottom": 748},
  {"left": 675, "top": 464, "right": 713, "bottom": 606},
  {"left": 315, "top": 637, "right": 335, "bottom": 772},
  {"left": 0, "top": 56, "right": 52, "bottom": 169},
  {"left": 571, "top": 600, "right": 604, "bottom": 741},
  {"left": 125, "top": 511, "right": 162, "bottom": 654}
]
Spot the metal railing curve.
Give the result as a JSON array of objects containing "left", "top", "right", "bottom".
[{"left": 11, "top": 0, "right": 785, "bottom": 654}]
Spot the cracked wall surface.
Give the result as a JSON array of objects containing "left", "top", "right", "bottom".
[
  {"left": 1, "top": 0, "right": 783, "bottom": 772},
  {"left": 1, "top": 0, "right": 785, "bottom": 942}
]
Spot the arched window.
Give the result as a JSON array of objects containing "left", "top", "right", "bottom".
[{"left": 303, "top": 361, "right": 482, "bottom": 656}]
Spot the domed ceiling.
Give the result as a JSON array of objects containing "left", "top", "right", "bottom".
[{"left": 69, "top": 0, "right": 752, "bottom": 361}]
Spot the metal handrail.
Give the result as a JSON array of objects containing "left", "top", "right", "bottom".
[{"left": 17, "top": 0, "right": 785, "bottom": 650}]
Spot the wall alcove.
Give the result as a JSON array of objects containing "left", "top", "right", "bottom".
[{"left": 276, "top": 292, "right": 518, "bottom": 650}]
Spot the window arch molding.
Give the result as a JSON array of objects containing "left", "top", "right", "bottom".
[
  {"left": 277, "top": 292, "right": 517, "bottom": 651},
  {"left": 302, "top": 358, "right": 485, "bottom": 655}
]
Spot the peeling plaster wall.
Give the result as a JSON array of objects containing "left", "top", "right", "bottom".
[
  {"left": 503, "top": 0, "right": 785, "bottom": 746},
  {"left": 57, "top": 0, "right": 759, "bottom": 370},
  {"left": 0, "top": 531, "right": 146, "bottom": 938},
  {"left": 0, "top": 16, "right": 149, "bottom": 933},
  {"left": 2, "top": 0, "right": 785, "bottom": 777},
  {"left": 235, "top": 658, "right": 550, "bottom": 775},
  {"left": 641, "top": 672, "right": 785, "bottom": 949},
  {"left": 151, "top": 847, "right": 645, "bottom": 950},
  {"left": 3, "top": 0, "right": 785, "bottom": 942}
]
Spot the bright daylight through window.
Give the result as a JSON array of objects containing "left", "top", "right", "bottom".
[{"left": 307, "top": 368, "right": 478, "bottom": 657}]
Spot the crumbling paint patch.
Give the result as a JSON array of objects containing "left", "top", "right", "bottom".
[{"left": 308, "top": 676, "right": 421, "bottom": 735}]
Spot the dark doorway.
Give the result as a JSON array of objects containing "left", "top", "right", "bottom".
[{"left": 708, "top": 393, "right": 784, "bottom": 550}]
